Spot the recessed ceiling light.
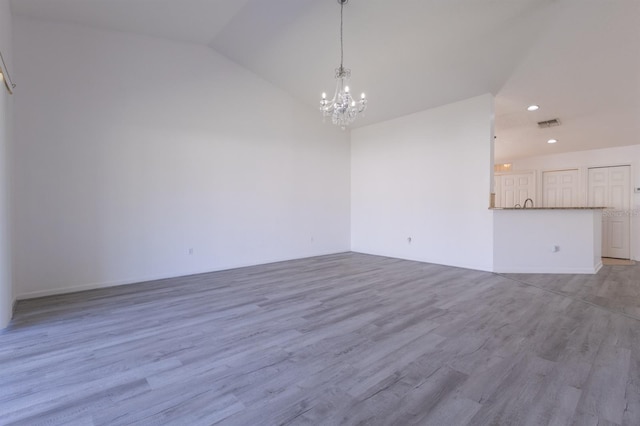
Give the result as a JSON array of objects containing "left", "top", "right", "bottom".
[
  {"left": 527, "top": 105, "right": 540, "bottom": 111},
  {"left": 547, "top": 139, "right": 558, "bottom": 144}
]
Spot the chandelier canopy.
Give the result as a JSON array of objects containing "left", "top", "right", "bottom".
[{"left": 320, "top": 0, "right": 367, "bottom": 129}]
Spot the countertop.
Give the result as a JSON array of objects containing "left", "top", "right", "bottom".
[{"left": 490, "top": 207, "right": 606, "bottom": 210}]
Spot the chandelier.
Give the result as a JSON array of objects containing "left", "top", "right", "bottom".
[
  {"left": 320, "top": 0, "right": 367, "bottom": 129},
  {"left": 0, "top": 48, "right": 16, "bottom": 95}
]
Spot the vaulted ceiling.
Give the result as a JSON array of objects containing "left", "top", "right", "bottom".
[{"left": 10, "top": 0, "right": 640, "bottom": 161}]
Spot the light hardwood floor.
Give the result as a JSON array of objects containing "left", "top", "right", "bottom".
[{"left": 1, "top": 252, "right": 639, "bottom": 425}]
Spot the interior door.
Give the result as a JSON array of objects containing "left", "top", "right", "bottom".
[
  {"left": 542, "top": 169, "right": 579, "bottom": 207},
  {"left": 496, "top": 172, "right": 535, "bottom": 208},
  {"left": 588, "top": 166, "right": 630, "bottom": 259}
]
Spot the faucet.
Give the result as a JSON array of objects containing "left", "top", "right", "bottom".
[{"left": 523, "top": 198, "right": 534, "bottom": 208}]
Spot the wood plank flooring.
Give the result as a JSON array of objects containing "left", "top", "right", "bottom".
[
  {"left": 505, "top": 264, "right": 640, "bottom": 319},
  {"left": 1, "top": 252, "right": 639, "bottom": 425}
]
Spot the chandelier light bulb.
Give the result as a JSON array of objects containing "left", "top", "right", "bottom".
[
  {"left": 361, "top": 93, "right": 366, "bottom": 99},
  {"left": 344, "top": 86, "right": 350, "bottom": 93},
  {"left": 322, "top": 92, "right": 327, "bottom": 99}
]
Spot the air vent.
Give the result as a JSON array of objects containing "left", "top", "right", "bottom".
[{"left": 537, "top": 118, "right": 560, "bottom": 128}]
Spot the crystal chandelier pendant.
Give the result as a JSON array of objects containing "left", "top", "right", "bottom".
[{"left": 320, "top": 0, "right": 367, "bottom": 129}]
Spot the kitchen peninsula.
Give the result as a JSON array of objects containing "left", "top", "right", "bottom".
[{"left": 492, "top": 207, "right": 605, "bottom": 274}]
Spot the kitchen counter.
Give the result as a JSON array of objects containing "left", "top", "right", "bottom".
[
  {"left": 490, "top": 207, "right": 606, "bottom": 210},
  {"left": 493, "top": 208, "right": 603, "bottom": 274}
]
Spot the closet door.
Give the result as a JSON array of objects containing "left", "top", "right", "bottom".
[
  {"left": 496, "top": 172, "right": 535, "bottom": 208},
  {"left": 542, "top": 169, "right": 579, "bottom": 207},
  {"left": 588, "top": 166, "right": 630, "bottom": 259}
]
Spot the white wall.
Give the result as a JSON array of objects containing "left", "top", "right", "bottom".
[
  {"left": 0, "top": 0, "right": 13, "bottom": 327},
  {"left": 509, "top": 145, "right": 640, "bottom": 260},
  {"left": 12, "top": 17, "right": 350, "bottom": 299},
  {"left": 351, "top": 94, "right": 495, "bottom": 271}
]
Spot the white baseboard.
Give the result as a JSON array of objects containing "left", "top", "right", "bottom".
[
  {"left": 594, "top": 261, "right": 603, "bottom": 274},
  {"left": 349, "top": 249, "right": 494, "bottom": 273},
  {"left": 493, "top": 263, "right": 602, "bottom": 274},
  {"left": 15, "top": 250, "right": 350, "bottom": 301}
]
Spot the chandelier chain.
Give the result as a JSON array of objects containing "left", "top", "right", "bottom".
[{"left": 340, "top": 0, "right": 344, "bottom": 70}]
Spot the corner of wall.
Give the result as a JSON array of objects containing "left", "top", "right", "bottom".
[
  {"left": 0, "top": 0, "right": 14, "bottom": 329},
  {"left": 9, "top": 19, "right": 352, "bottom": 298},
  {"left": 350, "top": 94, "right": 495, "bottom": 272}
]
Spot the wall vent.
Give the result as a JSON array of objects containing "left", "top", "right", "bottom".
[{"left": 537, "top": 118, "right": 560, "bottom": 128}]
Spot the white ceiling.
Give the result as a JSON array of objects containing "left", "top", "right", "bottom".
[{"left": 10, "top": 0, "right": 640, "bottom": 161}]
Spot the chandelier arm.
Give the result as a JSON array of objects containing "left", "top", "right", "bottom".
[
  {"left": 321, "top": 80, "right": 343, "bottom": 110},
  {"left": 332, "top": 79, "right": 343, "bottom": 99}
]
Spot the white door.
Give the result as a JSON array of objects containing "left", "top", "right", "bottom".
[
  {"left": 496, "top": 172, "right": 535, "bottom": 208},
  {"left": 588, "top": 166, "right": 631, "bottom": 259},
  {"left": 542, "top": 169, "right": 579, "bottom": 207}
]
